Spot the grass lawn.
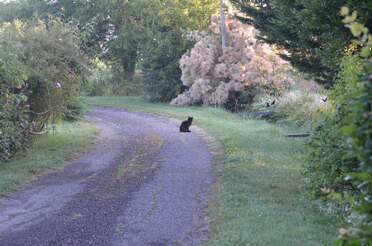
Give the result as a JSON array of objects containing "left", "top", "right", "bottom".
[
  {"left": 0, "top": 121, "right": 98, "bottom": 196},
  {"left": 86, "top": 96, "right": 337, "bottom": 245}
]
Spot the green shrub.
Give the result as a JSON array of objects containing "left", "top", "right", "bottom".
[
  {"left": 1, "top": 18, "right": 88, "bottom": 126},
  {"left": 305, "top": 54, "right": 363, "bottom": 206},
  {"left": 0, "top": 18, "right": 87, "bottom": 160},
  {"left": 85, "top": 60, "right": 114, "bottom": 96},
  {"left": 113, "top": 76, "right": 144, "bottom": 97},
  {"left": 337, "top": 63, "right": 372, "bottom": 245},
  {"left": 87, "top": 82, "right": 110, "bottom": 96},
  {"left": 306, "top": 9, "right": 372, "bottom": 244},
  {"left": 336, "top": 8, "right": 372, "bottom": 244},
  {"left": 0, "top": 43, "right": 30, "bottom": 161},
  {"left": 0, "top": 95, "right": 30, "bottom": 161},
  {"left": 305, "top": 112, "right": 358, "bottom": 199},
  {"left": 62, "top": 98, "right": 86, "bottom": 122}
]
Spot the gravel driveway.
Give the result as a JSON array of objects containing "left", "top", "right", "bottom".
[{"left": 0, "top": 107, "right": 214, "bottom": 246}]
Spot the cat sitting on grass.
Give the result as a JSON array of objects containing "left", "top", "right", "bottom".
[{"left": 180, "top": 117, "right": 193, "bottom": 132}]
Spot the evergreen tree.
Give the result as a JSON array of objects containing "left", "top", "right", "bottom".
[{"left": 232, "top": 0, "right": 372, "bottom": 86}]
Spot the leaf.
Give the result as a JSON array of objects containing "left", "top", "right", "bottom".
[
  {"left": 348, "top": 23, "right": 365, "bottom": 37},
  {"left": 340, "top": 6, "right": 349, "bottom": 17},
  {"left": 342, "top": 124, "right": 357, "bottom": 135},
  {"left": 343, "top": 11, "right": 358, "bottom": 24},
  {"left": 368, "top": 35, "right": 372, "bottom": 45},
  {"left": 360, "top": 47, "right": 371, "bottom": 58}
]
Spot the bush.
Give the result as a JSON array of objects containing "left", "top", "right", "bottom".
[
  {"left": 276, "top": 91, "right": 327, "bottom": 126},
  {"left": 0, "top": 43, "right": 30, "bottom": 161},
  {"left": 248, "top": 77, "right": 328, "bottom": 126},
  {"left": 335, "top": 9, "right": 372, "bottom": 244},
  {"left": 0, "top": 95, "right": 30, "bottom": 161},
  {"left": 86, "top": 64, "right": 114, "bottom": 96},
  {"left": 339, "top": 61, "right": 372, "bottom": 244},
  {"left": 87, "top": 82, "right": 110, "bottom": 97},
  {"left": 306, "top": 9, "right": 372, "bottom": 244},
  {"left": 305, "top": 113, "right": 358, "bottom": 199},
  {"left": 114, "top": 76, "right": 144, "bottom": 97},
  {"left": 305, "top": 55, "right": 363, "bottom": 204},
  {"left": 0, "top": 18, "right": 87, "bottom": 160},
  {"left": 1, "top": 18, "right": 87, "bottom": 126},
  {"left": 63, "top": 98, "right": 86, "bottom": 121}
]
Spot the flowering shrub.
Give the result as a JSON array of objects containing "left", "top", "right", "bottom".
[{"left": 171, "top": 15, "right": 293, "bottom": 107}]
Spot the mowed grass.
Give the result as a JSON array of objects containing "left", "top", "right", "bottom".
[
  {"left": 0, "top": 121, "right": 97, "bottom": 196},
  {"left": 87, "top": 96, "right": 337, "bottom": 245}
]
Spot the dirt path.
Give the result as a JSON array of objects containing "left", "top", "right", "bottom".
[{"left": 0, "top": 108, "right": 214, "bottom": 246}]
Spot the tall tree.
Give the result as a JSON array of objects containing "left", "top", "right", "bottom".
[
  {"left": 231, "top": 0, "right": 372, "bottom": 86},
  {"left": 0, "top": 0, "right": 218, "bottom": 99},
  {"left": 141, "top": 0, "right": 218, "bottom": 101}
]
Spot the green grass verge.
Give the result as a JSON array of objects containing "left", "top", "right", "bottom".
[
  {"left": 0, "top": 121, "right": 98, "bottom": 196},
  {"left": 86, "top": 96, "right": 337, "bottom": 245}
]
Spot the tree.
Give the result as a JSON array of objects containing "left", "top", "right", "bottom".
[
  {"left": 141, "top": 0, "right": 219, "bottom": 101},
  {"left": 231, "top": 0, "right": 372, "bottom": 87},
  {"left": 102, "top": 0, "right": 162, "bottom": 81},
  {"left": 0, "top": 0, "right": 218, "bottom": 101},
  {"left": 171, "top": 16, "right": 291, "bottom": 107}
]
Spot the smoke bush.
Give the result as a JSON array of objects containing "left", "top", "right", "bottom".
[{"left": 171, "top": 15, "right": 292, "bottom": 107}]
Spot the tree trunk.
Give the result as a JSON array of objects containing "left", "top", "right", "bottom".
[
  {"left": 220, "top": 0, "right": 227, "bottom": 50},
  {"left": 122, "top": 48, "right": 137, "bottom": 81}
]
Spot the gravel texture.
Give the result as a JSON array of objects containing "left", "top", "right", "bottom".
[{"left": 0, "top": 108, "right": 213, "bottom": 246}]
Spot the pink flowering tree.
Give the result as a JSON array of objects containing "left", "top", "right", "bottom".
[{"left": 171, "top": 15, "right": 293, "bottom": 107}]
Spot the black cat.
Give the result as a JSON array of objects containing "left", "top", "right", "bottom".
[{"left": 180, "top": 117, "right": 193, "bottom": 132}]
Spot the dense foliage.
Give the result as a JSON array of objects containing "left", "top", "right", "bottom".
[
  {"left": 304, "top": 8, "right": 372, "bottom": 244},
  {"left": 140, "top": 0, "right": 219, "bottom": 102},
  {"left": 0, "top": 43, "right": 29, "bottom": 161},
  {"left": 2, "top": 0, "right": 218, "bottom": 102},
  {"left": 336, "top": 9, "right": 372, "bottom": 244},
  {"left": 305, "top": 55, "right": 362, "bottom": 199},
  {"left": 141, "top": 0, "right": 219, "bottom": 101},
  {"left": 0, "top": 18, "right": 87, "bottom": 161},
  {"left": 0, "top": 0, "right": 218, "bottom": 160},
  {"left": 232, "top": 0, "right": 372, "bottom": 87},
  {"left": 142, "top": 31, "right": 190, "bottom": 102}
]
